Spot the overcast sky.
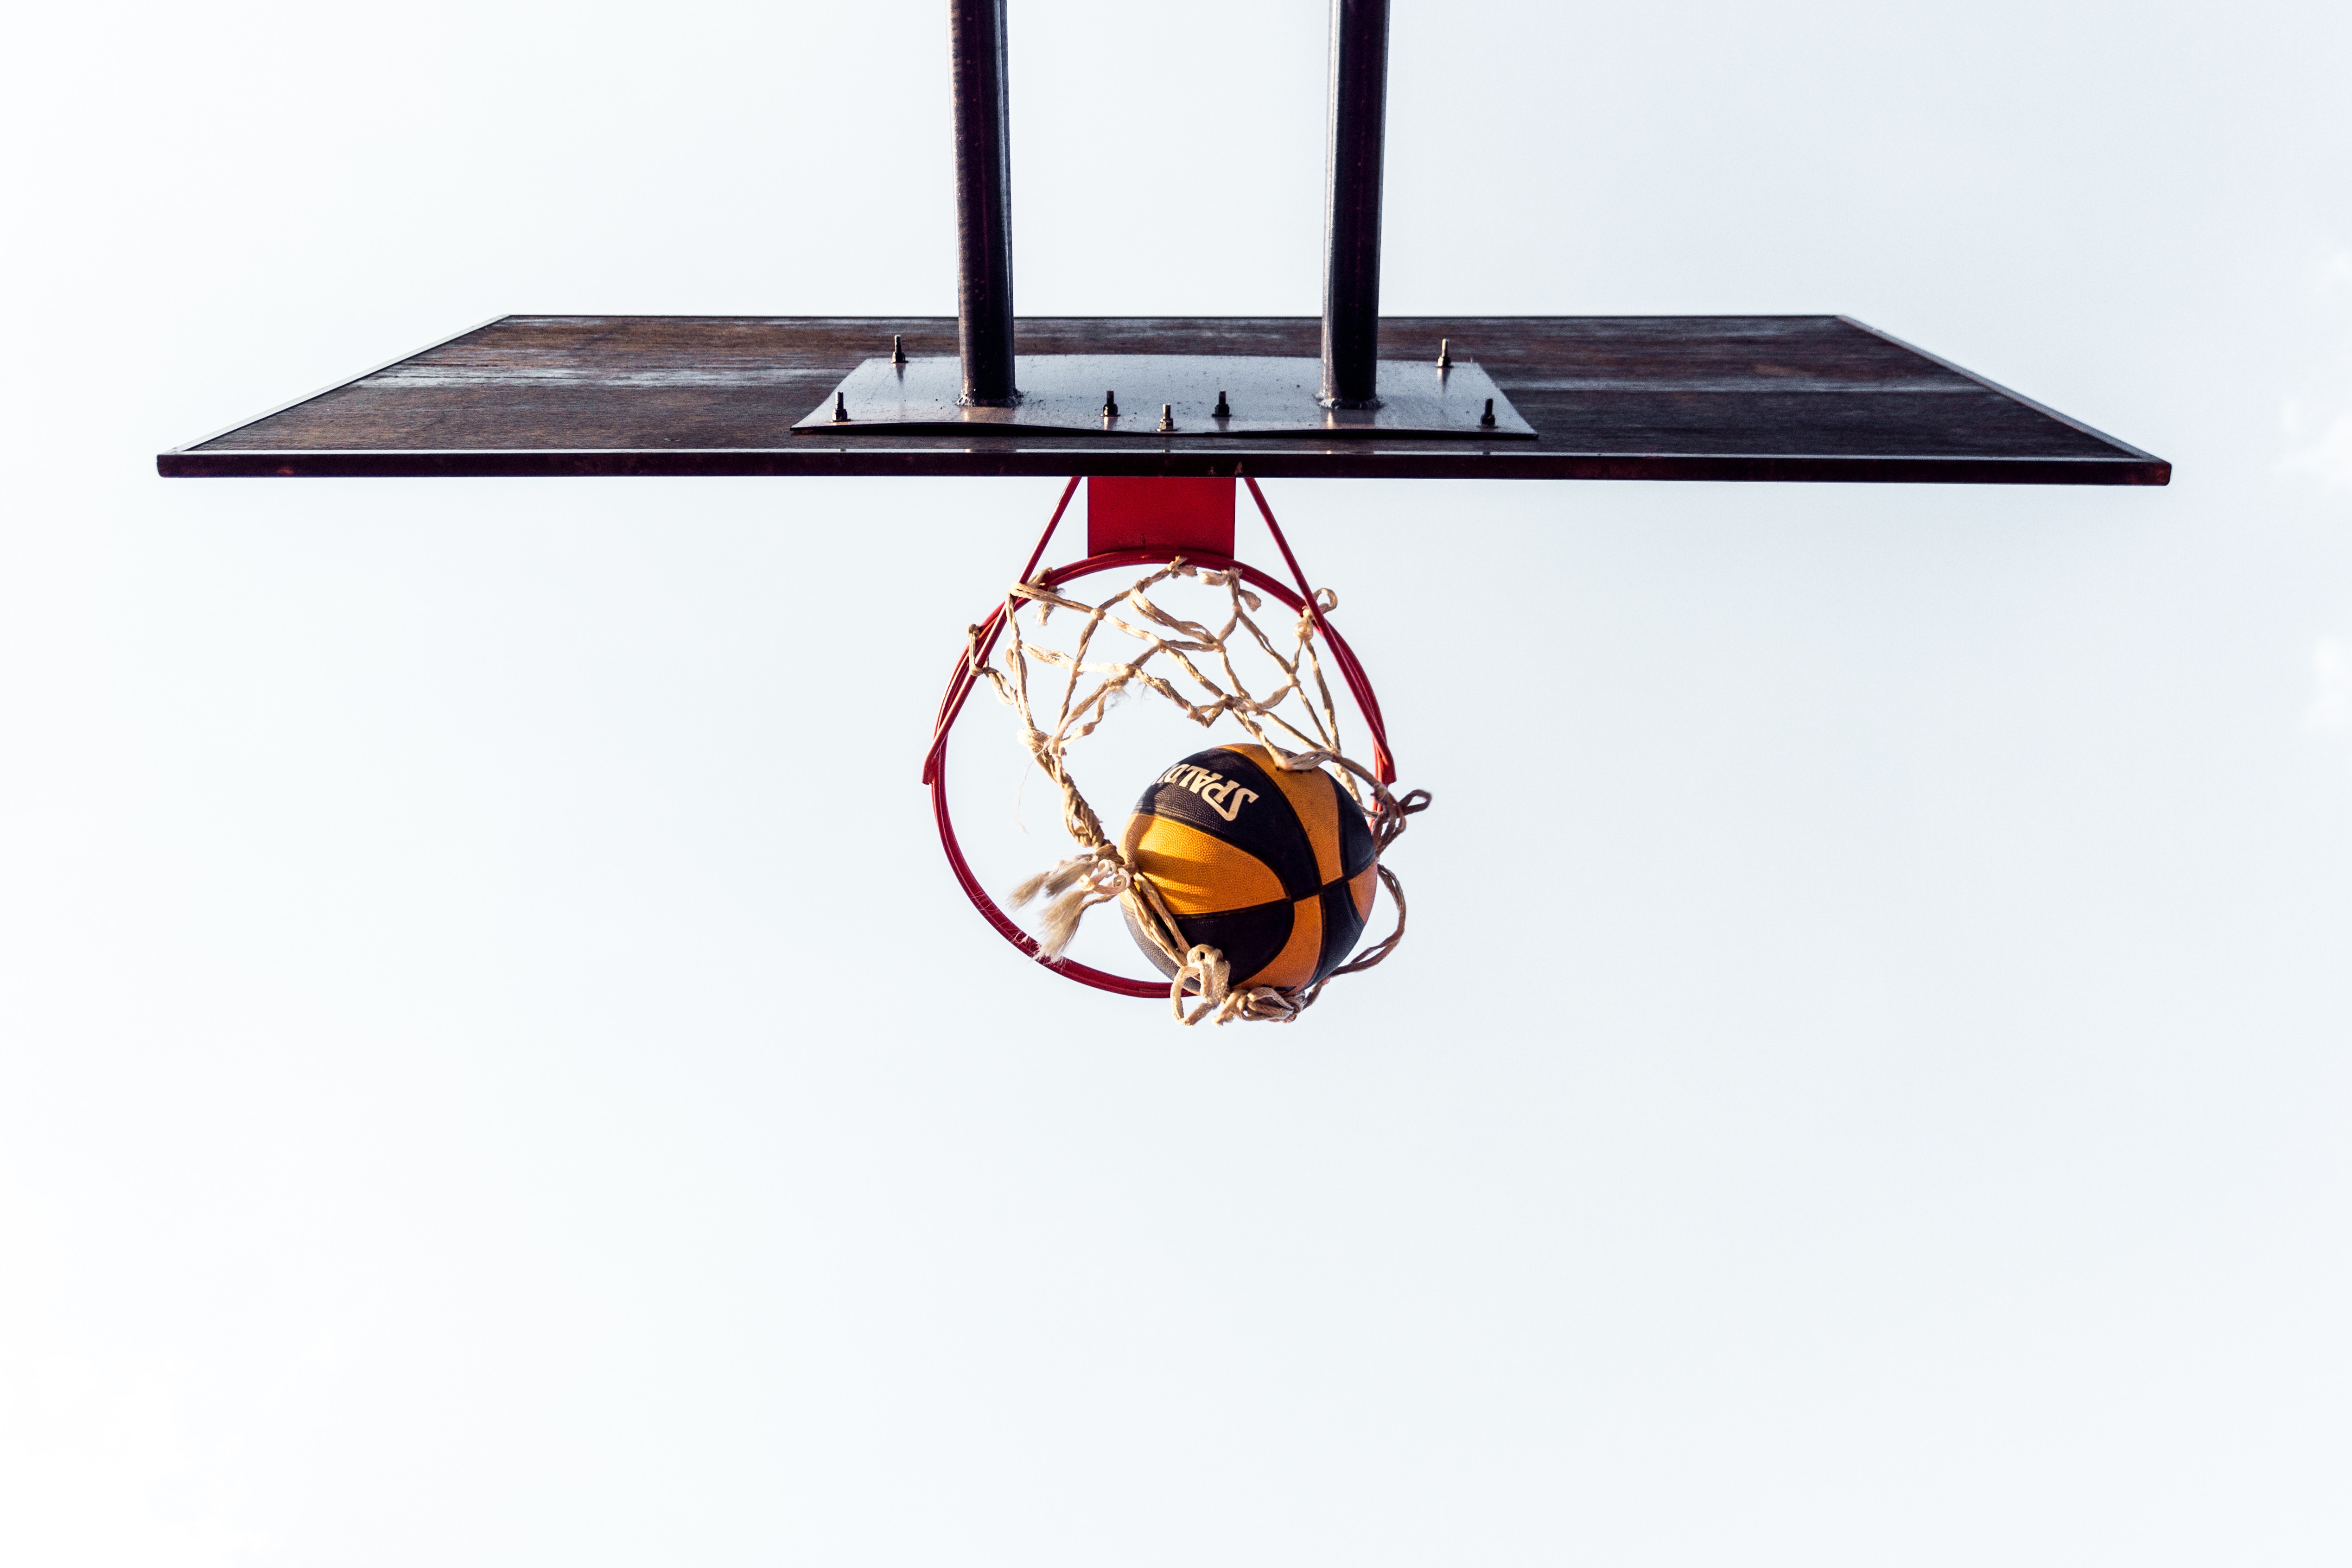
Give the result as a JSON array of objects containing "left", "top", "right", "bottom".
[{"left": 4, "top": 1, "right": 2350, "bottom": 1564}]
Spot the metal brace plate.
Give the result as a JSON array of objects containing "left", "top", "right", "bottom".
[{"left": 792, "top": 354, "right": 1537, "bottom": 439}]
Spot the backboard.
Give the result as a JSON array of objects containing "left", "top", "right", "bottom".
[{"left": 160, "top": 313, "right": 2165, "bottom": 485}]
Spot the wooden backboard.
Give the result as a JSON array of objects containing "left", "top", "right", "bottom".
[{"left": 160, "top": 314, "right": 2167, "bottom": 485}]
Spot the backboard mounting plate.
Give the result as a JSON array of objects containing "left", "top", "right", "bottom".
[{"left": 793, "top": 355, "right": 1537, "bottom": 440}]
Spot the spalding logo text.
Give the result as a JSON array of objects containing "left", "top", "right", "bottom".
[{"left": 1157, "top": 763, "right": 1259, "bottom": 823}]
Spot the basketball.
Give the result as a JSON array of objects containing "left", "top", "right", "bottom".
[{"left": 1120, "top": 744, "right": 1380, "bottom": 993}]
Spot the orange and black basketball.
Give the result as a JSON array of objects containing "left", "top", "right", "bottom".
[{"left": 1120, "top": 743, "right": 1379, "bottom": 992}]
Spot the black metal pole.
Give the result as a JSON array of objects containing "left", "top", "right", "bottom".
[
  {"left": 1321, "top": 0, "right": 1390, "bottom": 408},
  {"left": 949, "top": 0, "right": 1017, "bottom": 405}
]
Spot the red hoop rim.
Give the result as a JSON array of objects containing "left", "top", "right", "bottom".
[{"left": 924, "top": 541, "right": 1397, "bottom": 999}]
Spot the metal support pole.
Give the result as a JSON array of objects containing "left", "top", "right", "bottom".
[
  {"left": 949, "top": 0, "right": 1017, "bottom": 405},
  {"left": 1320, "top": 0, "right": 1390, "bottom": 408}
]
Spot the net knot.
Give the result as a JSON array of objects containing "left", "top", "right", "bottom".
[{"left": 1170, "top": 944, "right": 1299, "bottom": 1027}]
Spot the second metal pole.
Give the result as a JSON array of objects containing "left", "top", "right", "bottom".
[
  {"left": 949, "top": 0, "right": 1017, "bottom": 405},
  {"left": 1320, "top": 0, "right": 1391, "bottom": 408}
]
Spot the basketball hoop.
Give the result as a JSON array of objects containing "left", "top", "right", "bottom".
[
  {"left": 922, "top": 476, "right": 1429, "bottom": 1023},
  {"left": 156, "top": 2, "right": 2168, "bottom": 1028}
]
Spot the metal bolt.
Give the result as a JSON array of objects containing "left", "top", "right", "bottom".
[
  {"left": 1437, "top": 337, "right": 1453, "bottom": 370},
  {"left": 1213, "top": 390, "right": 1231, "bottom": 418},
  {"left": 1157, "top": 403, "right": 1176, "bottom": 432},
  {"left": 833, "top": 391, "right": 850, "bottom": 423},
  {"left": 1479, "top": 396, "right": 1496, "bottom": 428},
  {"left": 891, "top": 334, "right": 907, "bottom": 366},
  {"left": 1101, "top": 391, "right": 1119, "bottom": 419}
]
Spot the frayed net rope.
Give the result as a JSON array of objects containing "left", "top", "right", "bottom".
[{"left": 968, "top": 557, "right": 1429, "bottom": 1026}]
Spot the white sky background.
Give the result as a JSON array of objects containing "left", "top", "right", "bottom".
[{"left": 4, "top": 0, "right": 2350, "bottom": 1562}]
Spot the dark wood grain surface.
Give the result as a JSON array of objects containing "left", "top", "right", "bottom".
[{"left": 161, "top": 315, "right": 2168, "bottom": 484}]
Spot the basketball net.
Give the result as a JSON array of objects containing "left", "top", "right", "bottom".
[{"left": 965, "top": 555, "right": 1429, "bottom": 1025}]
